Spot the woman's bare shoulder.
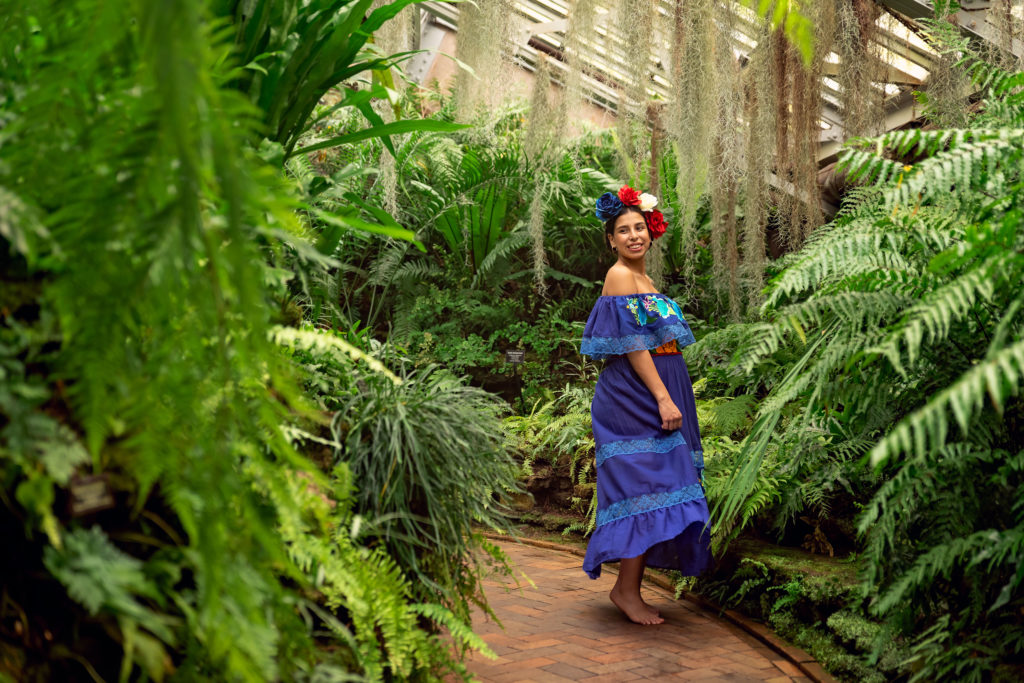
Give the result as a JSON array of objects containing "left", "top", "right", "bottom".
[{"left": 602, "top": 264, "right": 639, "bottom": 296}]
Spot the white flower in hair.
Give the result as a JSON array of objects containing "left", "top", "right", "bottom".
[{"left": 638, "top": 193, "right": 658, "bottom": 211}]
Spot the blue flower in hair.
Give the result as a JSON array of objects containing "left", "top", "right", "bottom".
[{"left": 594, "top": 192, "right": 625, "bottom": 222}]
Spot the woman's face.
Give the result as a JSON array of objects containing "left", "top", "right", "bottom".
[{"left": 609, "top": 210, "right": 649, "bottom": 260}]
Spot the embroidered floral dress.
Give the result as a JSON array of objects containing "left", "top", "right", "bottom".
[{"left": 579, "top": 293, "right": 711, "bottom": 579}]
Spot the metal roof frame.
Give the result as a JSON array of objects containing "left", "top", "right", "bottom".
[{"left": 415, "top": 1, "right": 1020, "bottom": 160}]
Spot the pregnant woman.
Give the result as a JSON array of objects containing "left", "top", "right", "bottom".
[{"left": 580, "top": 186, "right": 711, "bottom": 625}]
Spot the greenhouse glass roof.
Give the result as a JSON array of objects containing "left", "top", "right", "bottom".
[{"left": 420, "top": 0, "right": 1023, "bottom": 160}]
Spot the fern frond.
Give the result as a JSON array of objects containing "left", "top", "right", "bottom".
[
  {"left": 270, "top": 325, "right": 400, "bottom": 384},
  {"left": 841, "top": 130, "right": 1024, "bottom": 210},
  {"left": 411, "top": 603, "right": 495, "bottom": 660},
  {"left": 476, "top": 230, "right": 529, "bottom": 283},
  {"left": 697, "top": 395, "right": 756, "bottom": 437},
  {"left": 764, "top": 222, "right": 909, "bottom": 309},
  {"left": 870, "top": 338, "right": 1024, "bottom": 466},
  {"left": 871, "top": 253, "right": 1016, "bottom": 374},
  {"left": 872, "top": 530, "right": 1014, "bottom": 615}
]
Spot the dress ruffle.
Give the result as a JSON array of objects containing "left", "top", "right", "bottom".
[
  {"left": 582, "top": 499, "right": 711, "bottom": 579},
  {"left": 580, "top": 294, "right": 696, "bottom": 360}
]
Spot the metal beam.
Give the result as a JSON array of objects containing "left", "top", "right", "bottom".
[
  {"left": 877, "top": 0, "right": 1024, "bottom": 60},
  {"left": 405, "top": 11, "right": 447, "bottom": 85},
  {"left": 822, "top": 62, "right": 923, "bottom": 86},
  {"left": 817, "top": 89, "right": 921, "bottom": 162}
]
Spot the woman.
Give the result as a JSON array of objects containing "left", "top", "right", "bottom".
[{"left": 580, "top": 186, "right": 711, "bottom": 625}]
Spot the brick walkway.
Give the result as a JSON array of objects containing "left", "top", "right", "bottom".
[{"left": 461, "top": 540, "right": 812, "bottom": 682}]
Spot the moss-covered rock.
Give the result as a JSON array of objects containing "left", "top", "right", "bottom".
[{"left": 691, "top": 540, "right": 910, "bottom": 682}]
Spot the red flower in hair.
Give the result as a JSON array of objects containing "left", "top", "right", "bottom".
[
  {"left": 645, "top": 210, "right": 667, "bottom": 240},
  {"left": 617, "top": 185, "right": 641, "bottom": 206}
]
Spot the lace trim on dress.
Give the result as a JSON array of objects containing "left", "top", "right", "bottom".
[
  {"left": 596, "top": 483, "right": 706, "bottom": 528},
  {"left": 596, "top": 432, "right": 688, "bottom": 467},
  {"left": 581, "top": 322, "right": 696, "bottom": 359}
]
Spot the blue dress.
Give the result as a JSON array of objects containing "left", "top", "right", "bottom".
[{"left": 579, "top": 293, "right": 711, "bottom": 579}]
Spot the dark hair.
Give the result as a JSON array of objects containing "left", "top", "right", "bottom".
[{"left": 603, "top": 205, "right": 646, "bottom": 250}]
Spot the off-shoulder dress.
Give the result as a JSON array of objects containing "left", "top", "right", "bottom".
[{"left": 579, "top": 293, "right": 711, "bottom": 579}]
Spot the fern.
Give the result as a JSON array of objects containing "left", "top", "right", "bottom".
[
  {"left": 869, "top": 338, "right": 1024, "bottom": 466},
  {"left": 871, "top": 252, "right": 1016, "bottom": 374},
  {"left": 697, "top": 395, "right": 757, "bottom": 437},
  {"left": 0, "top": 1, "right": 487, "bottom": 679},
  {"left": 713, "top": 39, "right": 1024, "bottom": 681},
  {"left": 271, "top": 324, "right": 401, "bottom": 384}
]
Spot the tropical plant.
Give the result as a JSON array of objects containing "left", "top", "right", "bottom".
[
  {"left": 0, "top": 0, "right": 504, "bottom": 679},
  {"left": 503, "top": 382, "right": 598, "bottom": 532},
  {"left": 710, "top": 40, "right": 1024, "bottom": 680},
  {"left": 1, "top": 0, "right": 319, "bottom": 675},
  {"left": 220, "top": 0, "right": 465, "bottom": 160},
  {"left": 333, "top": 363, "right": 520, "bottom": 624}
]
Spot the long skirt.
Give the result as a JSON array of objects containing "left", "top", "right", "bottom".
[{"left": 582, "top": 353, "right": 711, "bottom": 579}]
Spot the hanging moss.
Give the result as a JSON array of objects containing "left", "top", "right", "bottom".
[
  {"left": 369, "top": 98, "right": 400, "bottom": 218},
  {"left": 773, "top": 2, "right": 835, "bottom": 247},
  {"left": 988, "top": 0, "right": 1024, "bottom": 71},
  {"left": 646, "top": 102, "right": 667, "bottom": 287},
  {"left": 668, "top": 0, "right": 715, "bottom": 286},
  {"left": 614, "top": 92, "right": 639, "bottom": 180},
  {"left": 711, "top": 140, "right": 742, "bottom": 321},
  {"left": 709, "top": 2, "right": 745, "bottom": 320},
  {"left": 613, "top": 0, "right": 654, "bottom": 178},
  {"left": 561, "top": 0, "right": 600, "bottom": 123},
  {"left": 454, "top": 0, "right": 515, "bottom": 120},
  {"left": 372, "top": 1, "right": 414, "bottom": 64},
  {"left": 524, "top": 57, "right": 562, "bottom": 166},
  {"left": 835, "top": 0, "right": 884, "bottom": 139},
  {"left": 524, "top": 57, "right": 564, "bottom": 293},
  {"left": 920, "top": 8, "right": 971, "bottom": 129},
  {"left": 741, "top": 23, "right": 776, "bottom": 308}
]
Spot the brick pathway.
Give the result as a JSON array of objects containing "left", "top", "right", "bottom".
[{"left": 461, "top": 540, "right": 812, "bottom": 682}]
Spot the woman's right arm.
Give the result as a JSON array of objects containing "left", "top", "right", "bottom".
[{"left": 625, "top": 349, "right": 682, "bottom": 431}]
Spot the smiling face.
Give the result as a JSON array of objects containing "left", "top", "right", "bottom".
[{"left": 607, "top": 208, "right": 649, "bottom": 260}]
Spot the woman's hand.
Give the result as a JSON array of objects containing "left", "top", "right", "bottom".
[{"left": 657, "top": 396, "right": 682, "bottom": 431}]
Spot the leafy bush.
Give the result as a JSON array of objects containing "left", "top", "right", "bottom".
[
  {"left": 694, "top": 552, "right": 906, "bottom": 683},
  {"left": 0, "top": 1, "right": 504, "bottom": 679},
  {"left": 503, "top": 382, "right": 597, "bottom": 532},
  {"left": 333, "top": 363, "right": 520, "bottom": 623},
  {"left": 712, "top": 41, "right": 1024, "bottom": 680}
]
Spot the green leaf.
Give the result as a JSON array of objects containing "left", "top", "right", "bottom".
[
  {"left": 287, "top": 119, "right": 470, "bottom": 159},
  {"left": 311, "top": 208, "right": 425, "bottom": 251},
  {"left": 745, "top": 0, "right": 815, "bottom": 65}
]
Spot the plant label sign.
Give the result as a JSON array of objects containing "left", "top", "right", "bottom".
[
  {"left": 505, "top": 349, "right": 526, "bottom": 365},
  {"left": 69, "top": 473, "right": 115, "bottom": 517}
]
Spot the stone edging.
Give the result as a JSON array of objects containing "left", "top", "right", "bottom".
[{"left": 482, "top": 532, "right": 839, "bottom": 683}]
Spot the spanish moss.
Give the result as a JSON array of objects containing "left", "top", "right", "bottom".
[
  {"left": 454, "top": 0, "right": 515, "bottom": 120},
  {"left": 668, "top": 0, "right": 715, "bottom": 284}
]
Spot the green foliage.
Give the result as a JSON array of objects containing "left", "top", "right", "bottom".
[
  {"left": 1, "top": 0, "right": 322, "bottom": 676},
  {"left": 300, "top": 93, "right": 616, "bottom": 345},
  {"left": 710, "top": 43, "right": 1024, "bottom": 681},
  {"left": 0, "top": 1, "right": 507, "bottom": 679},
  {"left": 743, "top": 0, "right": 816, "bottom": 65},
  {"left": 334, "top": 364, "right": 520, "bottom": 623},
  {"left": 503, "top": 383, "right": 598, "bottom": 533},
  {"left": 219, "top": 0, "right": 466, "bottom": 158},
  {"left": 251, "top": 459, "right": 493, "bottom": 680},
  {"left": 694, "top": 551, "right": 905, "bottom": 683}
]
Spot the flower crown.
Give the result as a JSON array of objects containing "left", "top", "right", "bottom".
[{"left": 594, "top": 186, "right": 667, "bottom": 240}]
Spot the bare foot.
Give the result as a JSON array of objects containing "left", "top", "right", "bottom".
[
  {"left": 610, "top": 587, "right": 664, "bottom": 625},
  {"left": 641, "top": 598, "right": 660, "bottom": 617}
]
